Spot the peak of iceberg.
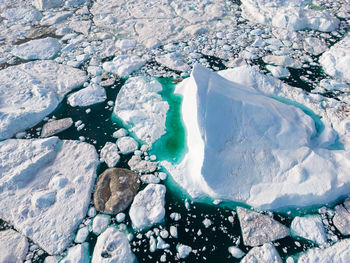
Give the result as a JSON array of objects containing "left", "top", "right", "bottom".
[{"left": 164, "top": 64, "right": 350, "bottom": 210}]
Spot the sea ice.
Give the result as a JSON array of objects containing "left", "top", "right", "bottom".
[
  {"left": 298, "top": 238, "right": 350, "bottom": 263},
  {"left": 0, "top": 137, "right": 99, "bottom": 254},
  {"left": 241, "top": 0, "right": 339, "bottom": 32},
  {"left": 60, "top": 243, "right": 89, "bottom": 263},
  {"left": 41, "top": 118, "right": 73, "bottom": 138},
  {"left": 291, "top": 215, "right": 327, "bottom": 246},
  {"left": 0, "top": 229, "right": 29, "bottom": 263},
  {"left": 129, "top": 184, "right": 166, "bottom": 230},
  {"left": 0, "top": 61, "right": 87, "bottom": 140},
  {"left": 100, "top": 142, "right": 120, "bottom": 168},
  {"left": 12, "top": 37, "right": 61, "bottom": 60},
  {"left": 163, "top": 64, "right": 350, "bottom": 210},
  {"left": 92, "top": 214, "right": 111, "bottom": 235},
  {"left": 67, "top": 84, "right": 106, "bottom": 107},
  {"left": 241, "top": 243, "right": 282, "bottom": 263},
  {"left": 320, "top": 35, "right": 350, "bottom": 83},
  {"left": 102, "top": 55, "right": 146, "bottom": 77},
  {"left": 176, "top": 244, "right": 192, "bottom": 259},
  {"left": 92, "top": 227, "right": 136, "bottom": 263},
  {"left": 113, "top": 76, "right": 169, "bottom": 145},
  {"left": 228, "top": 246, "right": 245, "bottom": 259},
  {"left": 117, "top": 136, "right": 138, "bottom": 154}
]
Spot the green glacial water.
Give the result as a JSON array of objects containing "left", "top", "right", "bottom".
[{"left": 2, "top": 69, "right": 345, "bottom": 262}]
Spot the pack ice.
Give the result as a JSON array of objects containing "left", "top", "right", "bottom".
[
  {"left": 0, "top": 61, "right": 87, "bottom": 140},
  {"left": 163, "top": 64, "right": 350, "bottom": 210},
  {"left": 0, "top": 137, "right": 99, "bottom": 255}
]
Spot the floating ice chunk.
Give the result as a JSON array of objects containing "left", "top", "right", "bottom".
[
  {"left": 103, "top": 55, "right": 146, "bottom": 77},
  {"left": 170, "top": 226, "right": 178, "bottom": 238},
  {"left": 291, "top": 215, "right": 327, "bottom": 246},
  {"left": 129, "top": 184, "right": 166, "bottom": 230},
  {"left": 333, "top": 201, "right": 350, "bottom": 236},
  {"left": 237, "top": 207, "right": 289, "bottom": 247},
  {"left": 113, "top": 76, "right": 169, "bottom": 145},
  {"left": 163, "top": 64, "right": 350, "bottom": 210},
  {"left": 141, "top": 174, "right": 161, "bottom": 184},
  {"left": 117, "top": 136, "right": 138, "bottom": 154},
  {"left": 228, "top": 246, "right": 245, "bottom": 259},
  {"left": 115, "top": 39, "right": 136, "bottom": 50},
  {"left": 320, "top": 35, "right": 350, "bottom": 83},
  {"left": 298, "top": 239, "right": 350, "bottom": 263},
  {"left": 176, "top": 244, "right": 192, "bottom": 259},
  {"left": 156, "top": 52, "right": 190, "bottom": 72},
  {"left": 93, "top": 214, "right": 111, "bottom": 235},
  {"left": 92, "top": 227, "right": 136, "bottom": 263},
  {"left": 202, "top": 218, "right": 212, "bottom": 228},
  {"left": 157, "top": 237, "right": 170, "bottom": 249},
  {"left": 12, "top": 37, "right": 61, "bottom": 60},
  {"left": 0, "top": 61, "right": 87, "bottom": 140},
  {"left": 0, "top": 229, "right": 28, "bottom": 263},
  {"left": 112, "top": 128, "right": 127, "bottom": 139},
  {"left": 68, "top": 84, "right": 106, "bottom": 107},
  {"left": 60, "top": 243, "right": 89, "bottom": 263},
  {"left": 266, "top": 65, "right": 290, "bottom": 78},
  {"left": 241, "top": 243, "right": 282, "bottom": 263},
  {"left": 0, "top": 138, "right": 99, "bottom": 255},
  {"left": 100, "top": 142, "right": 120, "bottom": 167},
  {"left": 41, "top": 118, "right": 73, "bottom": 138},
  {"left": 75, "top": 227, "right": 89, "bottom": 243},
  {"left": 241, "top": 0, "right": 339, "bottom": 32}
]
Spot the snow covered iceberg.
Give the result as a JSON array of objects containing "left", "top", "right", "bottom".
[{"left": 163, "top": 64, "right": 350, "bottom": 210}]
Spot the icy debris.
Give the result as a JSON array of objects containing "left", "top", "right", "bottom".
[
  {"left": 237, "top": 207, "right": 289, "bottom": 247},
  {"left": 164, "top": 63, "right": 350, "bottom": 210},
  {"left": 128, "top": 155, "right": 158, "bottom": 174},
  {"left": 92, "top": 227, "right": 136, "bottom": 263},
  {"left": 141, "top": 174, "right": 161, "bottom": 184},
  {"left": 94, "top": 168, "right": 139, "bottom": 214},
  {"left": 170, "top": 226, "right": 178, "bottom": 238},
  {"left": 228, "top": 246, "right": 245, "bottom": 259},
  {"left": 112, "top": 128, "right": 127, "bottom": 139},
  {"left": 117, "top": 136, "right": 138, "bottom": 154},
  {"left": 113, "top": 76, "right": 169, "bottom": 145},
  {"left": 75, "top": 227, "right": 89, "bottom": 243},
  {"left": 156, "top": 52, "right": 190, "bottom": 72},
  {"left": 170, "top": 213, "right": 181, "bottom": 221},
  {"left": 241, "top": 243, "right": 282, "bottom": 263},
  {"left": 0, "top": 138, "right": 99, "bottom": 254},
  {"left": 129, "top": 184, "right": 166, "bottom": 230},
  {"left": 333, "top": 200, "right": 350, "bottom": 236},
  {"left": 291, "top": 215, "right": 327, "bottom": 246},
  {"left": 12, "top": 37, "right": 61, "bottom": 60},
  {"left": 157, "top": 237, "right": 170, "bottom": 249},
  {"left": 103, "top": 55, "right": 146, "bottom": 77},
  {"left": 41, "top": 118, "right": 73, "bottom": 138},
  {"left": 0, "top": 61, "right": 87, "bottom": 140},
  {"left": 320, "top": 35, "right": 350, "bottom": 83},
  {"left": 60, "top": 243, "right": 89, "bottom": 263},
  {"left": 298, "top": 238, "right": 350, "bottom": 263},
  {"left": 116, "top": 213, "right": 126, "bottom": 223},
  {"left": 68, "top": 84, "right": 106, "bottom": 107},
  {"left": 202, "top": 218, "right": 212, "bottom": 228},
  {"left": 115, "top": 39, "right": 136, "bottom": 50},
  {"left": 241, "top": 0, "right": 339, "bottom": 32},
  {"left": 176, "top": 244, "right": 192, "bottom": 259},
  {"left": 100, "top": 142, "right": 120, "bottom": 168},
  {"left": 0, "top": 229, "right": 28, "bottom": 263},
  {"left": 93, "top": 214, "right": 111, "bottom": 235}
]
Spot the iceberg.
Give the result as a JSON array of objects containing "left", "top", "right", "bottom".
[{"left": 163, "top": 64, "right": 350, "bottom": 210}]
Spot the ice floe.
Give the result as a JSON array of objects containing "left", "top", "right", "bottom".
[
  {"left": 0, "top": 61, "right": 87, "bottom": 140},
  {"left": 0, "top": 229, "right": 29, "bottom": 263},
  {"left": 67, "top": 84, "right": 106, "bottom": 107},
  {"left": 291, "top": 215, "right": 327, "bottom": 246},
  {"left": 0, "top": 137, "right": 99, "bottom": 254}
]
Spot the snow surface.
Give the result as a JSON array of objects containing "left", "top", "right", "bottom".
[
  {"left": 92, "top": 227, "right": 136, "bottom": 263},
  {"left": 129, "top": 184, "right": 166, "bottom": 230},
  {"left": 320, "top": 35, "right": 350, "bottom": 83},
  {"left": 0, "top": 229, "right": 29, "bottom": 263},
  {"left": 163, "top": 64, "right": 350, "bottom": 210},
  {"left": 291, "top": 215, "right": 327, "bottom": 246},
  {"left": 67, "top": 84, "right": 106, "bottom": 107},
  {"left": 0, "top": 138, "right": 99, "bottom": 255},
  {"left": 298, "top": 238, "right": 350, "bottom": 263},
  {"left": 113, "top": 76, "right": 169, "bottom": 145},
  {"left": 241, "top": 0, "right": 339, "bottom": 32},
  {"left": 11, "top": 37, "right": 61, "bottom": 60},
  {"left": 0, "top": 60, "right": 87, "bottom": 140}
]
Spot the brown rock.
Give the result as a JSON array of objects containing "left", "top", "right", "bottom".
[{"left": 94, "top": 168, "right": 139, "bottom": 214}]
